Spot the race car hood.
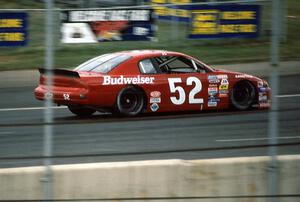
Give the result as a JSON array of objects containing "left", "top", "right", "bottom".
[{"left": 214, "top": 69, "right": 261, "bottom": 81}]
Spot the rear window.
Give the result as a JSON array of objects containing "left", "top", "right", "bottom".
[{"left": 74, "top": 54, "right": 131, "bottom": 73}]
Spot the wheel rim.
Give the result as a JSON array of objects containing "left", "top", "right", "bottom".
[
  {"left": 233, "top": 86, "right": 251, "bottom": 104},
  {"left": 232, "top": 82, "right": 255, "bottom": 108},
  {"left": 120, "top": 91, "right": 141, "bottom": 113}
]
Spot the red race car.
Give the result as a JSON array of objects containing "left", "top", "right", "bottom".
[{"left": 35, "top": 50, "right": 271, "bottom": 116}]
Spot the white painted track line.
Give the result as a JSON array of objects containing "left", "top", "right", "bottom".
[
  {"left": 276, "top": 94, "right": 300, "bottom": 98},
  {"left": 216, "top": 136, "right": 300, "bottom": 142},
  {"left": 0, "top": 131, "right": 14, "bottom": 135},
  {"left": 0, "top": 106, "right": 67, "bottom": 112},
  {"left": 0, "top": 94, "right": 299, "bottom": 112}
]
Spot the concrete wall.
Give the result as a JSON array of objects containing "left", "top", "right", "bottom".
[{"left": 0, "top": 155, "right": 299, "bottom": 201}]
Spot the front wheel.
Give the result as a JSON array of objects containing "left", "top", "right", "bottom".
[
  {"left": 68, "top": 106, "right": 96, "bottom": 117},
  {"left": 230, "top": 81, "right": 256, "bottom": 110},
  {"left": 115, "top": 86, "right": 145, "bottom": 116}
]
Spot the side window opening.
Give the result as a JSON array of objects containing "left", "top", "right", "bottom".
[
  {"left": 139, "top": 56, "right": 209, "bottom": 75},
  {"left": 193, "top": 60, "right": 207, "bottom": 73},
  {"left": 154, "top": 56, "right": 173, "bottom": 73},
  {"left": 139, "top": 59, "right": 157, "bottom": 74},
  {"left": 156, "top": 56, "right": 198, "bottom": 73}
]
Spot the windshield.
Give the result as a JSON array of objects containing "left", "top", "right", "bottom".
[{"left": 74, "top": 54, "right": 131, "bottom": 73}]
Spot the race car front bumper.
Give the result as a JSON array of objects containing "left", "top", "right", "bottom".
[{"left": 257, "top": 85, "right": 271, "bottom": 109}]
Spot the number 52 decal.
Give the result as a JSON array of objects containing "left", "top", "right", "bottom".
[{"left": 168, "top": 77, "right": 203, "bottom": 105}]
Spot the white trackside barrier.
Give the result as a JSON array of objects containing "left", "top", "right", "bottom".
[{"left": 0, "top": 155, "right": 299, "bottom": 201}]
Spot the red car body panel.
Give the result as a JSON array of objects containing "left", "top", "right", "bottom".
[{"left": 35, "top": 50, "right": 271, "bottom": 114}]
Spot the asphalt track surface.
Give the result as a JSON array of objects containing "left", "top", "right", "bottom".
[{"left": 0, "top": 74, "right": 299, "bottom": 168}]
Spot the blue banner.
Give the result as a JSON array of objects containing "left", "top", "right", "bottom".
[
  {"left": 61, "top": 9, "right": 156, "bottom": 43},
  {"left": 188, "top": 5, "right": 260, "bottom": 38},
  {"left": 0, "top": 12, "right": 28, "bottom": 46},
  {"left": 149, "top": 1, "right": 260, "bottom": 38},
  {"left": 150, "top": 0, "right": 208, "bottom": 22}
]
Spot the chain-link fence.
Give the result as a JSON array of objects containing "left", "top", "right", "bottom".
[
  {"left": 0, "top": 0, "right": 281, "bottom": 70},
  {"left": 0, "top": 0, "right": 300, "bottom": 201}
]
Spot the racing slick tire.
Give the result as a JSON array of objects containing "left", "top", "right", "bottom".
[
  {"left": 115, "top": 86, "right": 145, "bottom": 116},
  {"left": 68, "top": 106, "right": 96, "bottom": 117},
  {"left": 230, "top": 80, "right": 256, "bottom": 110}
]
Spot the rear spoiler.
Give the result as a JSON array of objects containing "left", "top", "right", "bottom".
[{"left": 38, "top": 68, "right": 80, "bottom": 78}]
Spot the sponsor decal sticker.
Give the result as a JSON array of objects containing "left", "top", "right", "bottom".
[
  {"left": 209, "top": 79, "right": 220, "bottom": 84},
  {"left": 150, "top": 103, "right": 159, "bottom": 112},
  {"left": 219, "top": 93, "right": 228, "bottom": 98},
  {"left": 102, "top": 75, "right": 155, "bottom": 85},
  {"left": 235, "top": 74, "right": 253, "bottom": 79},
  {"left": 220, "top": 79, "right": 229, "bottom": 85},
  {"left": 208, "top": 97, "right": 220, "bottom": 102},
  {"left": 208, "top": 75, "right": 220, "bottom": 83},
  {"left": 63, "top": 93, "right": 70, "bottom": 100},
  {"left": 219, "top": 84, "right": 229, "bottom": 90},
  {"left": 208, "top": 100, "right": 217, "bottom": 107},
  {"left": 259, "top": 93, "right": 268, "bottom": 101},
  {"left": 208, "top": 75, "right": 218, "bottom": 80},
  {"left": 150, "top": 91, "right": 161, "bottom": 103},
  {"left": 150, "top": 97, "right": 161, "bottom": 103},
  {"left": 219, "top": 89, "right": 229, "bottom": 94},
  {"left": 208, "top": 87, "right": 218, "bottom": 96},
  {"left": 259, "top": 95, "right": 267, "bottom": 101},
  {"left": 259, "top": 103, "right": 270, "bottom": 108},
  {"left": 217, "top": 74, "right": 228, "bottom": 79},
  {"left": 259, "top": 87, "right": 267, "bottom": 92},
  {"left": 150, "top": 91, "right": 161, "bottom": 98},
  {"left": 209, "top": 84, "right": 218, "bottom": 87},
  {"left": 208, "top": 96, "right": 220, "bottom": 107}
]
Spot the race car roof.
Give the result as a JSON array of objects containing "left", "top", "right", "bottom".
[{"left": 115, "top": 50, "right": 186, "bottom": 58}]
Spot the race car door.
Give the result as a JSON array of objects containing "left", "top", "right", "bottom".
[{"left": 147, "top": 55, "right": 212, "bottom": 112}]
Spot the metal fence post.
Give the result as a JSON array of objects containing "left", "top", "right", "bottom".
[
  {"left": 268, "top": 0, "right": 280, "bottom": 202},
  {"left": 171, "top": 4, "right": 179, "bottom": 41},
  {"left": 43, "top": 0, "right": 54, "bottom": 201},
  {"left": 281, "top": 0, "right": 287, "bottom": 41}
]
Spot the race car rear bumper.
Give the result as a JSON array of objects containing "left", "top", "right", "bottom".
[{"left": 34, "top": 85, "right": 89, "bottom": 105}]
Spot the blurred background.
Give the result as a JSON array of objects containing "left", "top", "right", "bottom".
[{"left": 0, "top": 0, "right": 298, "bottom": 70}]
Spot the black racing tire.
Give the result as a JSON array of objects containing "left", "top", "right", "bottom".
[
  {"left": 115, "top": 86, "right": 145, "bottom": 116},
  {"left": 230, "top": 80, "right": 256, "bottom": 110},
  {"left": 68, "top": 106, "right": 96, "bottom": 117}
]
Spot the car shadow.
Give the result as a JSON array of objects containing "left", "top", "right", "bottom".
[{"left": 53, "top": 108, "right": 267, "bottom": 125}]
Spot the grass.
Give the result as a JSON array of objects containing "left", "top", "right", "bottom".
[{"left": 0, "top": 0, "right": 299, "bottom": 71}]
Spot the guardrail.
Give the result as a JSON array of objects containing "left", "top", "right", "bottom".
[{"left": 0, "top": 155, "right": 299, "bottom": 201}]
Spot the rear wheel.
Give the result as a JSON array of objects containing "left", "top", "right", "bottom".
[
  {"left": 230, "top": 80, "right": 256, "bottom": 110},
  {"left": 68, "top": 106, "right": 96, "bottom": 117},
  {"left": 115, "top": 86, "right": 145, "bottom": 116}
]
